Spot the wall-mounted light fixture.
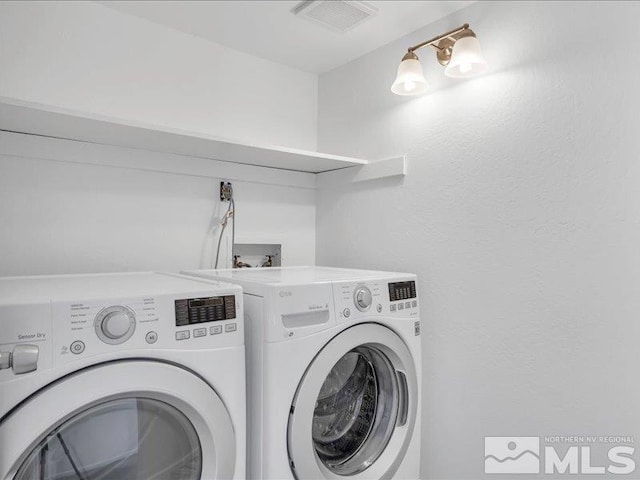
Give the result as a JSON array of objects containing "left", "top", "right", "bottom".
[{"left": 391, "top": 23, "right": 488, "bottom": 96}]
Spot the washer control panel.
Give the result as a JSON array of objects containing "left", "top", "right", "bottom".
[
  {"left": 387, "top": 280, "right": 418, "bottom": 313},
  {"left": 388, "top": 280, "right": 417, "bottom": 302},
  {"left": 353, "top": 286, "right": 373, "bottom": 311},
  {"left": 333, "top": 277, "right": 419, "bottom": 323}
]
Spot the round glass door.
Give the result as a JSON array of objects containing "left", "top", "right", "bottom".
[
  {"left": 288, "top": 324, "right": 418, "bottom": 480},
  {"left": 312, "top": 346, "right": 398, "bottom": 476},
  {"left": 15, "top": 398, "right": 201, "bottom": 480}
]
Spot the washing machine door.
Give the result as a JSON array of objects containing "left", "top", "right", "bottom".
[
  {"left": 287, "top": 323, "right": 418, "bottom": 480},
  {"left": 0, "top": 360, "right": 236, "bottom": 480}
]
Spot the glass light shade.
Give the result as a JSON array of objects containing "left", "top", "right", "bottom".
[
  {"left": 444, "top": 35, "right": 488, "bottom": 78},
  {"left": 391, "top": 58, "right": 428, "bottom": 96}
]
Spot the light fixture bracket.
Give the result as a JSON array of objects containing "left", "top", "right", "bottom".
[
  {"left": 434, "top": 38, "right": 455, "bottom": 66},
  {"left": 402, "top": 51, "right": 420, "bottom": 62},
  {"left": 433, "top": 29, "right": 476, "bottom": 66},
  {"left": 407, "top": 23, "right": 470, "bottom": 53}
]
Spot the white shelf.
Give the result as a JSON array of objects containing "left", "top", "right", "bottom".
[
  {"left": 0, "top": 97, "right": 368, "bottom": 174},
  {"left": 315, "top": 156, "right": 406, "bottom": 188}
]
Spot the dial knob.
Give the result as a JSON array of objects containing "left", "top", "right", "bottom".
[
  {"left": 95, "top": 306, "right": 136, "bottom": 344},
  {"left": 102, "top": 311, "right": 132, "bottom": 339},
  {"left": 354, "top": 286, "right": 372, "bottom": 311}
]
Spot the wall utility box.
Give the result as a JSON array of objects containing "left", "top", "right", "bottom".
[{"left": 233, "top": 243, "right": 282, "bottom": 268}]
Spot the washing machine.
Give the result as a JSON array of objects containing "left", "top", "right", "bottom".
[
  {"left": 182, "top": 266, "right": 422, "bottom": 480},
  {"left": 0, "top": 272, "right": 245, "bottom": 480}
]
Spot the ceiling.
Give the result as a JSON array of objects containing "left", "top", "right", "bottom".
[{"left": 99, "top": 1, "right": 475, "bottom": 74}]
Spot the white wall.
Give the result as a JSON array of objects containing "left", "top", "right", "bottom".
[
  {"left": 0, "top": 140, "right": 316, "bottom": 276},
  {"left": 0, "top": 0, "right": 317, "bottom": 150},
  {"left": 0, "top": 0, "right": 317, "bottom": 276},
  {"left": 317, "top": 2, "right": 640, "bottom": 478}
]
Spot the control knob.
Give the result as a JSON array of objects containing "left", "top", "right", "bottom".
[
  {"left": 95, "top": 306, "right": 136, "bottom": 345},
  {"left": 0, "top": 344, "right": 39, "bottom": 374},
  {"left": 354, "top": 286, "right": 373, "bottom": 311}
]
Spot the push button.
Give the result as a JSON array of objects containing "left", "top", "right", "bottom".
[
  {"left": 412, "top": 300, "right": 417, "bottom": 308},
  {"left": 70, "top": 341, "right": 85, "bottom": 355},
  {"left": 145, "top": 331, "right": 158, "bottom": 344},
  {"left": 405, "top": 301, "right": 411, "bottom": 309},
  {"left": 390, "top": 304, "right": 397, "bottom": 312},
  {"left": 376, "top": 304, "right": 383, "bottom": 313},
  {"left": 210, "top": 325, "right": 223, "bottom": 335},
  {"left": 194, "top": 328, "right": 207, "bottom": 338},
  {"left": 398, "top": 303, "right": 404, "bottom": 310},
  {"left": 175, "top": 330, "right": 190, "bottom": 341},
  {"left": 343, "top": 308, "right": 351, "bottom": 318},
  {"left": 225, "top": 323, "right": 237, "bottom": 333}
]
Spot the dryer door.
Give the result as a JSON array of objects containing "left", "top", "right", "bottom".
[
  {"left": 287, "top": 323, "right": 418, "bottom": 480},
  {"left": 0, "top": 361, "right": 236, "bottom": 480}
]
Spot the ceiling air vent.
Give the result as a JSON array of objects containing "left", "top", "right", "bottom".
[{"left": 292, "top": 1, "right": 378, "bottom": 33}]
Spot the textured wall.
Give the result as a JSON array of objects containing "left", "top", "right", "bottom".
[{"left": 317, "top": 2, "right": 640, "bottom": 478}]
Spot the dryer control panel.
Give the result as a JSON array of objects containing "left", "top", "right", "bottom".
[
  {"left": 50, "top": 291, "right": 241, "bottom": 364},
  {"left": 175, "top": 295, "right": 236, "bottom": 326},
  {"left": 0, "top": 289, "right": 242, "bottom": 383}
]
